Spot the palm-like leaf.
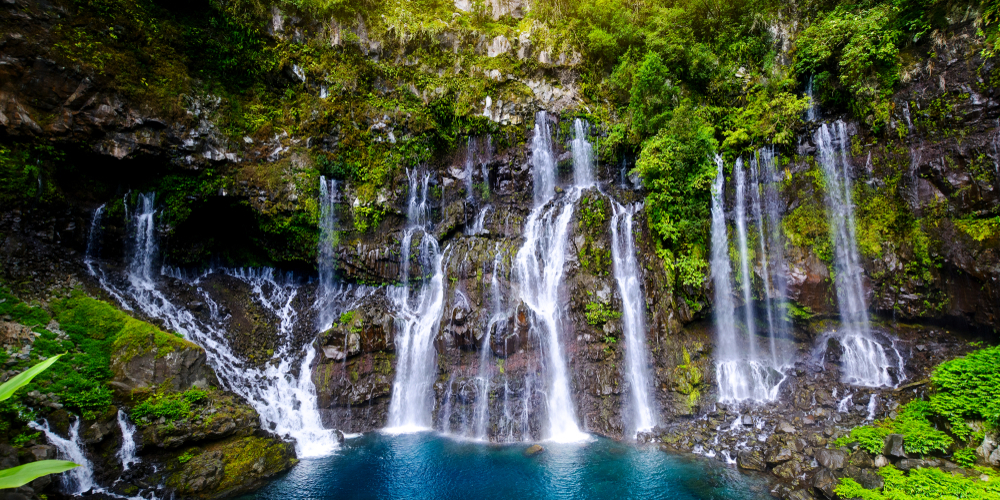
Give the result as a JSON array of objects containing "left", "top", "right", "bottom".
[
  {"left": 0, "top": 354, "right": 63, "bottom": 402},
  {"left": 0, "top": 460, "right": 79, "bottom": 489}
]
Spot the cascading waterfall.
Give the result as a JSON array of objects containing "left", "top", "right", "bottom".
[
  {"left": 712, "top": 156, "right": 783, "bottom": 402},
  {"left": 513, "top": 113, "right": 588, "bottom": 443},
  {"left": 754, "top": 149, "right": 793, "bottom": 365},
  {"left": 386, "top": 170, "right": 448, "bottom": 432},
  {"left": 609, "top": 201, "right": 656, "bottom": 436},
  {"left": 572, "top": 118, "right": 594, "bottom": 187},
  {"left": 316, "top": 176, "right": 340, "bottom": 328},
  {"left": 30, "top": 420, "right": 95, "bottom": 495},
  {"left": 472, "top": 251, "right": 505, "bottom": 440},
  {"left": 733, "top": 159, "right": 759, "bottom": 364},
  {"left": 86, "top": 195, "right": 339, "bottom": 458},
  {"left": 117, "top": 410, "right": 140, "bottom": 471},
  {"left": 815, "top": 121, "right": 895, "bottom": 387}
]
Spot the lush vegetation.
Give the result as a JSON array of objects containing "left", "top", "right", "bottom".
[
  {"left": 835, "top": 465, "right": 1000, "bottom": 500},
  {"left": 132, "top": 389, "right": 209, "bottom": 424},
  {"left": 0, "top": 355, "right": 79, "bottom": 490},
  {"left": 834, "top": 345, "right": 1000, "bottom": 498}
]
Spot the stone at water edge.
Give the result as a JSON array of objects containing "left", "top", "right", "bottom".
[
  {"left": 524, "top": 444, "right": 544, "bottom": 456},
  {"left": 883, "top": 434, "right": 907, "bottom": 459},
  {"left": 737, "top": 450, "right": 766, "bottom": 471}
]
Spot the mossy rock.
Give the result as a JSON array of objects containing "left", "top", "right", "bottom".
[{"left": 165, "top": 435, "right": 297, "bottom": 499}]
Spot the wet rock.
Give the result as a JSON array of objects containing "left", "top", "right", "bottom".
[
  {"left": 778, "top": 420, "right": 797, "bottom": 434},
  {"left": 849, "top": 450, "right": 875, "bottom": 469},
  {"left": 524, "top": 444, "right": 544, "bottom": 456},
  {"left": 787, "top": 488, "right": 816, "bottom": 500},
  {"left": 883, "top": 434, "right": 907, "bottom": 458},
  {"left": 812, "top": 467, "right": 840, "bottom": 499},
  {"left": 165, "top": 435, "right": 296, "bottom": 498},
  {"left": 843, "top": 465, "right": 884, "bottom": 490},
  {"left": 815, "top": 449, "right": 846, "bottom": 470},
  {"left": 737, "top": 450, "right": 766, "bottom": 471},
  {"left": 28, "top": 445, "right": 55, "bottom": 461},
  {"left": 767, "top": 446, "right": 795, "bottom": 465},
  {"left": 897, "top": 458, "right": 941, "bottom": 471}
]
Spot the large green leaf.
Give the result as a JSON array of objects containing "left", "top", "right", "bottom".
[
  {"left": 0, "top": 353, "right": 63, "bottom": 402},
  {"left": 0, "top": 460, "right": 78, "bottom": 489}
]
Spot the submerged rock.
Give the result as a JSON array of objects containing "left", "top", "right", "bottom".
[{"left": 524, "top": 444, "right": 544, "bottom": 456}]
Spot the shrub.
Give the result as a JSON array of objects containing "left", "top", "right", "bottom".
[{"left": 930, "top": 346, "right": 1000, "bottom": 437}]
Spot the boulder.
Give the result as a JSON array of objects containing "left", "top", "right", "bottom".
[
  {"left": 111, "top": 331, "right": 214, "bottom": 392},
  {"left": 883, "top": 434, "right": 907, "bottom": 459},
  {"left": 844, "top": 465, "right": 884, "bottom": 490},
  {"left": 165, "top": 435, "right": 296, "bottom": 499},
  {"left": 897, "top": 458, "right": 941, "bottom": 471},
  {"left": 788, "top": 488, "right": 816, "bottom": 500},
  {"left": 812, "top": 467, "right": 840, "bottom": 499},
  {"left": 874, "top": 455, "right": 891, "bottom": 468},
  {"left": 990, "top": 447, "right": 1000, "bottom": 467},
  {"left": 849, "top": 450, "right": 875, "bottom": 469},
  {"left": 767, "top": 446, "right": 795, "bottom": 465},
  {"left": 778, "top": 420, "right": 797, "bottom": 434},
  {"left": 815, "top": 449, "right": 847, "bottom": 470},
  {"left": 524, "top": 444, "right": 544, "bottom": 456},
  {"left": 737, "top": 450, "right": 767, "bottom": 471}
]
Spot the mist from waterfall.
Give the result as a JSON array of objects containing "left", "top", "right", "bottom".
[
  {"left": 514, "top": 111, "right": 588, "bottom": 443},
  {"left": 610, "top": 200, "right": 656, "bottom": 436},
  {"left": 815, "top": 121, "right": 895, "bottom": 387},
  {"left": 386, "top": 170, "right": 448, "bottom": 432}
]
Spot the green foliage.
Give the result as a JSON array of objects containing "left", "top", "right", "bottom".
[
  {"left": 132, "top": 389, "right": 209, "bottom": 424},
  {"left": 0, "top": 355, "right": 65, "bottom": 403},
  {"left": 954, "top": 217, "right": 1000, "bottom": 243},
  {"left": 835, "top": 401, "right": 952, "bottom": 455},
  {"left": 794, "top": 5, "right": 902, "bottom": 128},
  {"left": 0, "top": 144, "right": 65, "bottom": 208},
  {"left": 0, "top": 460, "right": 80, "bottom": 490},
  {"left": 954, "top": 448, "right": 978, "bottom": 468},
  {"left": 634, "top": 103, "right": 716, "bottom": 288},
  {"left": 584, "top": 301, "right": 621, "bottom": 326},
  {"left": 835, "top": 465, "right": 1000, "bottom": 500},
  {"left": 930, "top": 345, "right": 1000, "bottom": 437},
  {"left": 176, "top": 449, "right": 199, "bottom": 465}
]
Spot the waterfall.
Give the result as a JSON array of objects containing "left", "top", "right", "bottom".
[
  {"left": 734, "top": 159, "right": 759, "bottom": 364},
  {"left": 711, "top": 156, "right": 783, "bottom": 402},
  {"left": 117, "top": 410, "right": 139, "bottom": 471},
  {"left": 806, "top": 76, "right": 819, "bottom": 122},
  {"left": 84, "top": 204, "right": 131, "bottom": 308},
  {"left": 815, "top": 121, "right": 894, "bottom": 387},
  {"left": 532, "top": 112, "right": 557, "bottom": 204},
  {"left": 472, "top": 252, "right": 504, "bottom": 440},
  {"left": 571, "top": 118, "right": 594, "bottom": 187},
  {"left": 609, "top": 201, "right": 656, "bottom": 436},
  {"left": 514, "top": 114, "right": 588, "bottom": 443},
  {"left": 317, "top": 177, "right": 340, "bottom": 328},
  {"left": 86, "top": 195, "right": 339, "bottom": 458},
  {"left": 386, "top": 170, "right": 447, "bottom": 432},
  {"left": 30, "top": 419, "right": 95, "bottom": 495}
]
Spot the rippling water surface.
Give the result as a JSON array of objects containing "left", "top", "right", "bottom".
[{"left": 244, "top": 433, "right": 774, "bottom": 500}]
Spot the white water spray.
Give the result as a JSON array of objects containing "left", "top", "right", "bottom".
[
  {"left": 815, "top": 122, "right": 894, "bottom": 387},
  {"left": 31, "top": 420, "right": 95, "bottom": 495},
  {"left": 515, "top": 113, "right": 588, "bottom": 443},
  {"left": 117, "top": 410, "right": 139, "bottom": 471},
  {"left": 386, "top": 170, "right": 448, "bottom": 432},
  {"left": 610, "top": 201, "right": 656, "bottom": 436}
]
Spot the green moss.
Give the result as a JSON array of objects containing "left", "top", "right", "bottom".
[
  {"left": 584, "top": 301, "right": 621, "bottom": 326},
  {"left": 132, "top": 389, "right": 209, "bottom": 424}
]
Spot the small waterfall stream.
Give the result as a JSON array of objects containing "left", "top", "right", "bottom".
[
  {"left": 85, "top": 194, "right": 339, "bottom": 458},
  {"left": 514, "top": 111, "right": 588, "bottom": 442},
  {"left": 386, "top": 170, "right": 448, "bottom": 432},
  {"left": 815, "top": 121, "right": 895, "bottom": 387},
  {"left": 30, "top": 420, "right": 96, "bottom": 495},
  {"left": 117, "top": 409, "right": 140, "bottom": 471},
  {"left": 610, "top": 201, "right": 656, "bottom": 436}
]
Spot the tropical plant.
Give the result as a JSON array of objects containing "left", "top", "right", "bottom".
[{"left": 0, "top": 354, "right": 78, "bottom": 490}]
